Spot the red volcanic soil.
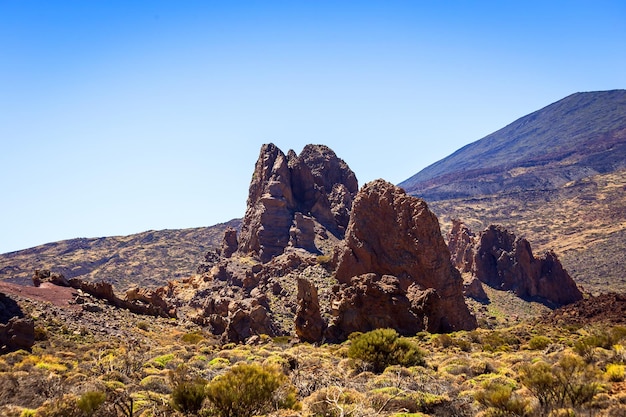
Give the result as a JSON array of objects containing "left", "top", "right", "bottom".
[{"left": 0, "top": 281, "right": 77, "bottom": 307}]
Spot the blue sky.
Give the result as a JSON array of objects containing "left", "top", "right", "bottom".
[{"left": 1, "top": 1, "right": 625, "bottom": 254}]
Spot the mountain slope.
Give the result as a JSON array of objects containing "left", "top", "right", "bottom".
[
  {"left": 0, "top": 219, "right": 241, "bottom": 290},
  {"left": 400, "top": 90, "right": 626, "bottom": 200}
]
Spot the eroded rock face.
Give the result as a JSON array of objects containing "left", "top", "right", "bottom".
[
  {"left": 334, "top": 180, "right": 477, "bottom": 334},
  {"left": 237, "top": 143, "right": 358, "bottom": 262},
  {"left": 472, "top": 225, "right": 583, "bottom": 305}
]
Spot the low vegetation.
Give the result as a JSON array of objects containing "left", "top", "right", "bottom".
[{"left": 2, "top": 294, "right": 626, "bottom": 417}]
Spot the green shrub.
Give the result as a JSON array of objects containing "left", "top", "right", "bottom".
[
  {"left": 475, "top": 380, "right": 529, "bottom": 417},
  {"left": 76, "top": 391, "right": 106, "bottom": 414},
  {"left": 606, "top": 364, "right": 625, "bottom": 382},
  {"left": 348, "top": 328, "right": 424, "bottom": 373},
  {"left": 205, "top": 363, "right": 299, "bottom": 417},
  {"left": 520, "top": 353, "right": 599, "bottom": 414},
  {"left": 181, "top": 331, "right": 204, "bottom": 344},
  {"left": 152, "top": 353, "right": 175, "bottom": 369},
  {"left": 528, "top": 335, "right": 551, "bottom": 350},
  {"left": 171, "top": 378, "right": 207, "bottom": 415}
]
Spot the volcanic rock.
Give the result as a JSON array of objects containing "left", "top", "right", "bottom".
[
  {"left": 0, "top": 292, "right": 35, "bottom": 353},
  {"left": 237, "top": 143, "right": 358, "bottom": 262},
  {"left": 32, "top": 269, "right": 70, "bottom": 287},
  {"left": 294, "top": 277, "right": 325, "bottom": 342},
  {"left": 325, "top": 274, "right": 424, "bottom": 340},
  {"left": 463, "top": 276, "right": 488, "bottom": 302},
  {"left": 472, "top": 225, "right": 583, "bottom": 305},
  {"left": 447, "top": 219, "right": 476, "bottom": 273},
  {"left": 334, "top": 179, "right": 477, "bottom": 333},
  {"left": 220, "top": 228, "right": 238, "bottom": 258}
]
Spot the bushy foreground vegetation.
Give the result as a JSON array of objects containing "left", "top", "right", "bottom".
[{"left": 1, "top": 310, "right": 626, "bottom": 417}]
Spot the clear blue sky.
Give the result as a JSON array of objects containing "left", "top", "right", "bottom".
[{"left": 1, "top": 1, "right": 625, "bottom": 254}]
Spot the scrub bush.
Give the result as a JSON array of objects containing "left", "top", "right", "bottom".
[{"left": 348, "top": 328, "right": 424, "bottom": 373}]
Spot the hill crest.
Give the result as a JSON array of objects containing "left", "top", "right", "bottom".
[{"left": 400, "top": 89, "right": 626, "bottom": 200}]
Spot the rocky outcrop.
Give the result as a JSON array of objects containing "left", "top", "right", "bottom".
[
  {"left": 0, "top": 292, "right": 34, "bottom": 353},
  {"left": 220, "top": 228, "right": 238, "bottom": 258},
  {"left": 449, "top": 224, "right": 583, "bottom": 306},
  {"left": 295, "top": 277, "right": 325, "bottom": 342},
  {"left": 66, "top": 278, "right": 177, "bottom": 318},
  {"left": 447, "top": 220, "right": 476, "bottom": 273},
  {"left": 32, "top": 269, "right": 70, "bottom": 287},
  {"left": 333, "top": 180, "right": 477, "bottom": 335},
  {"left": 472, "top": 225, "right": 583, "bottom": 305},
  {"left": 237, "top": 144, "right": 358, "bottom": 262}
]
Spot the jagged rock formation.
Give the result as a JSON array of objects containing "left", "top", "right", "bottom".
[
  {"left": 447, "top": 220, "right": 476, "bottom": 273},
  {"left": 172, "top": 147, "right": 478, "bottom": 343},
  {"left": 447, "top": 222, "right": 583, "bottom": 306},
  {"left": 0, "top": 292, "right": 34, "bottom": 353},
  {"left": 237, "top": 143, "right": 358, "bottom": 262},
  {"left": 294, "top": 277, "right": 325, "bottom": 343},
  {"left": 331, "top": 179, "right": 477, "bottom": 337}
]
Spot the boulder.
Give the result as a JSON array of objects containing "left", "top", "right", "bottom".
[
  {"left": 325, "top": 274, "right": 424, "bottom": 341},
  {"left": 463, "top": 276, "right": 489, "bottom": 302},
  {"left": 334, "top": 179, "right": 477, "bottom": 334}
]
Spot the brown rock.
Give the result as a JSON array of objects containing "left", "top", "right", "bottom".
[
  {"left": 238, "top": 144, "right": 296, "bottom": 262},
  {"left": 294, "top": 277, "right": 325, "bottom": 342},
  {"left": 463, "top": 276, "right": 488, "bottom": 302},
  {"left": 32, "top": 269, "right": 70, "bottom": 287},
  {"left": 237, "top": 143, "right": 358, "bottom": 262},
  {"left": 447, "top": 220, "right": 476, "bottom": 273},
  {"left": 220, "top": 228, "right": 238, "bottom": 258},
  {"left": 472, "top": 225, "right": 582, "bottom": 305},
  {"left": 68, "top": 278, "right": 176, "bottom": 318},
  {"left": 334, "top": 180, "right": 476, "bottom": 334},
  {"left": 0, "top": 292, "right": 34, "bottom": 353},
  {"left": 325, "top": 274, "right": 425, "bottom": 341}
]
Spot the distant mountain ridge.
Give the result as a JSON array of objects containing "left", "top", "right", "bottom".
[
  {"left": 400, "top": 90, "right": 626, "bottom": 200},
  {"left": 0, "top": 219, "right": 241, "bottom": 290}
]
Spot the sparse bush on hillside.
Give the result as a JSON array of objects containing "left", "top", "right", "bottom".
[
  {"left": 474, "top": 380, "right": 530, "bottom": 416},
  {"left": 606, "top": 364, "right": 625, "bottom": 382},
  {"left": 348, "top": 329, "right": 425, "bottom": 373},
  {"left": 205, "top": 363, "right": 299, "bottom": 417},
  {"left": 520, "top": 353, "right": 600, "bottom": 414},
  {"left": 528, "top": 335, "right": 551, "bottom": 350}
]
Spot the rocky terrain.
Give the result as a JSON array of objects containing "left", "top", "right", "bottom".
[
  {"left": 396, "top": 90, "right": 626, "bottom": 295},
  {"left": 0, "top": 136, "right": 624, "bottom": 416},
  {"left": 156, "top": 144, "right": 477, "bottom": 344},
  {"left": 448, "top": 221, "right": 582, "bottom": 306}
]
